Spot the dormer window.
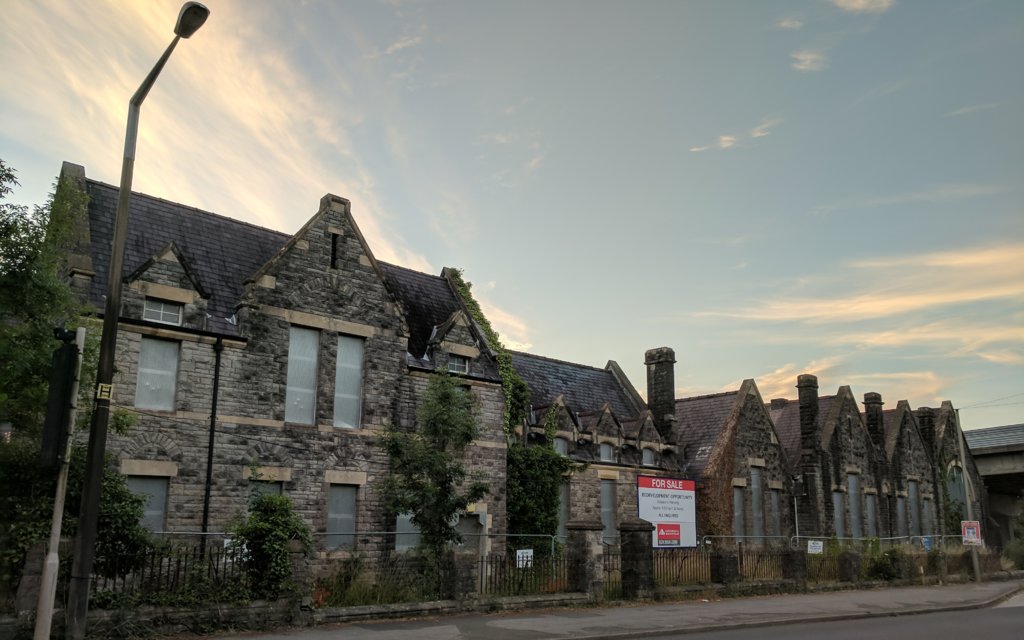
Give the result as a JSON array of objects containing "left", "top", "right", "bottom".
[
  {"left": 143, "top": 299, "right": 183, "bottom": 326},
  {"left": 600, "top": 442, "right": 615, "bottom": 462},
  {"left": 554, "top": 437, "right": 569, "bottom": 456},
  {"left": 448, "top": 354, "right": 469, "bottom": 375},
  {"left": 642, "top": 447, "right": 656, "bottom": 466}
]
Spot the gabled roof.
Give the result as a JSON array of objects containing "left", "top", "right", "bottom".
[
  {"left": 674, "top": 390, "right": 738, "bottom": 476},
  {"left": 768, "top": 395, "right": 836, "bottom": 460},
  {"left": 126, "top": 241, "right": 210, "bottom": 299},
  {"left": 510, "top": 351, "right": 642, "bottom": 419},
  {"left": 378, "top": 262, "right": 463, "bottom": 358},
  {"left": 85, "top": 179, "right": 289, "bottom": 335},
  {"left": 883, "top": 408, "right": 903, "bottom": 459}
]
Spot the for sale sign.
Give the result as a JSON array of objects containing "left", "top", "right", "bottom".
[{"left": 637, "top": 476, "right": 697, "bottom": 548}]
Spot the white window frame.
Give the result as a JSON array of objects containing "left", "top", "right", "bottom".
[
  {"left": 599, "top": 442, "right": 615, "bottom": 462},
  {"left": 600, "top": 479, "right": 617, "bottom": 544},
  {"left": 333, "top": 334, "right": 364, "bottom": 429},
  {"left": 447, "top": 354, "right": 469, "bottom": 374},
  {"left": 143, "top": 299, "right": 183, "bottom": 326},
  {"left": 285, "top": 326, "right": 319, "bottom": 425},
  {"left": 135, "top": 337, "right": 179, "bottom": 411},
  {"left": 641, "top": 448, "right": 656, "bottom": 466}
]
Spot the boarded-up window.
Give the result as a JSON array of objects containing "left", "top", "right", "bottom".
[
  {"left": 554, "top": 437, "right": 569, "bottom": 456},
  {"left": 558, "top": 482, "right": 570, "bottom": 542},
  {"left": 285, "top": 326, "right": 319, "bottom": 424},
  {"left": 601, "top": 479, "right": 617, "bottom": 543},
  {"left": 750, "top": 467, "right": 764, "bottom": 544},
  {"left": 327, "top": 484, "right": 357, "bottom": 549},
  {"left": 908, "top": 480, "right": 921, "bottom": 537},
  {"left": 135, "top": 338, "right": 179, "bottom": 411},
  {"left": 832, "top": 492, "right": 845, "bottom": 539},
  {"left": 848, "top": 474, "right": 862, "bottom": 539},
  {"left": 866, "top": 494, "right": 879, "bottom": 538},
  {"left": 642, "top": 448, "right": 656, "bottom": 466},
  {"left": 600, "top": 443, "right": 615, "bottom": 462},
  {"left": 395, "top": 513, "right": 420, "bottom": 551},
  {"left": 126, "top": 476, "right": 168, "bottom": 532},
  {"left": 733, "top": 486, "right": 745, "bottom": 540},
  {"left": 333, "top": 335, "right": 364, "bottom": 429},
  {"left": 896, "top": 496, "right": 908, "bottom": 537},
  {"left": 769, "top": 489, "right": 782, "bottom": 538}
]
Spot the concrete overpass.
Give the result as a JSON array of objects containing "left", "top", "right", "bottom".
[{"left": 965, "top": 423, "right": 1024, "bottom": 546}]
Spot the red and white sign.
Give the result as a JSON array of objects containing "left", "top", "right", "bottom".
[
  {"left": 637, "top": 476, "right": 697, "bottom": 548},
  {"left": 961, "top": 520, "right": 983, "bottom": 546}
]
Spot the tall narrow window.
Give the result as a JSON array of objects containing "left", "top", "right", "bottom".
[
  {"left": 333, "top": 335, "right": 364, "bottom": 429},
  {"left": 327, "top": 484, "right": 357, "bottom": 549},
  {"left": 923, "top": 498, "right": 935, "bottom": 537},
  {"left": 135, "top": 337, "right": 179, "bottom": 411},
  {"left": 143, "top": 299, "right": 182, "bottom": 326},
  {"left": 908, "top": 480, "right": 921, "bottom": 537},
  {"left": 732, "top": 486, "right": 746, "bottom": 540},
  {"left": 847, "top": 474, "right": 862, "bottom": 539},
  {"left": 557, "top": 482, "right": 570, "bottom": 542},
  {"left": 896, "top": 496, "right": 908, "bottom": 537},
  {"left": 600, "top": 442, "right": 615, "bottom": 462},
  {"left": 285, "top": 326, "right": 319, "bottom": 424},
  {"left": 600, "top": 479, "right": 617, "bottom": 544},
  {"left": 832, "top": 491, "right": 846, "bottom": 539},
  {"left": 126, "top": 476, "right": 168, "bottom": 532},
  {"left": 750, "top": 468, "right": 764, "bottom": 544},
  {"left": 395, "top": 513, "right": 420, "bottom": 551},
  {"left": 330, "top": 233, "right": 339, "bottom": 269},
  {"left": 769, "top": 489, "right": 782, "bottom": 538},
  {"left": 866, "top": 494, "right": 878, "bottom": 538}
]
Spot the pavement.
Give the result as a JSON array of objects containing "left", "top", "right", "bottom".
[{"left": 237, "top": 579, "right": 1024, "bottom": 640}]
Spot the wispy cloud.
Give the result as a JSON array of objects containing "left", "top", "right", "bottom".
[
  {"left": 474, "top": 286, "right": 533, "bottom": 351},
  {"left": 477, "top": 130, "right": 546, "bottom": 185},
  {"left": 791, "top": 49, "right": 827, "bottom": 71},
  {"left": 944, "top": 103, "right": 998, "bottom": 117},
  {"left": 385, "top": 35, "right": 422, "bottom": 55},
  {"left": 691, "top": 117, "right": 782, "bottom": 153},
  {"left": 832, "top": 0, "right": 895, "bottom": 13},
  {"left": 696, "top": 243, "right": 1024, "bottom": 324},
  {"left": 814, "top": 182, "right": 1010, "bottom": 214},
  {"left": 745, "top": 356, "right": 846, "bottom": 400},
  {"left": 750, "top": 117, "right": 783, "bottom": 138},
  {"left": 776, "top": 18, "right": 804, "bottom": 30}
]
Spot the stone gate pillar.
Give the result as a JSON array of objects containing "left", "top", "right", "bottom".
[
  {"left": 620, "top": 518, "right": 655, "bottom": 599},
  {"left": 567, "top": 520, "right": 605, "bottom": 600}
]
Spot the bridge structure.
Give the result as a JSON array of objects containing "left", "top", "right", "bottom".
[{"left": 965, "top": 423, "right": 1024, "bottom": 547}]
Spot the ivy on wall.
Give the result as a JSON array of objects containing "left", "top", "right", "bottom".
[{"left": 447, "top": 268, "right": 529, "bottom": 438}]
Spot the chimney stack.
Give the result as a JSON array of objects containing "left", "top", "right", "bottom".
[
  {"left": 863, "top": 392, "right": 884, "bottom": 451},
  {"left": 645, "top": 347, "right": 676, "bottom": 440},
  {"left": 797, "top": 374, "right": 819, "bottom": 451}
]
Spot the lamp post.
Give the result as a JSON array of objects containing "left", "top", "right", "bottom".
[{"left": 66, "top": 4, "right": 209, "bottom": 638}]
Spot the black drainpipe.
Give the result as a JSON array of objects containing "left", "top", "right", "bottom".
[{"left": 201, "top": 336, "right": 224, "bottom": 547}]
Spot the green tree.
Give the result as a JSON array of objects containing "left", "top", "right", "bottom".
[
  {"left": 230, "top": 493, "right": 312, "bottom": 600},
  {"left": 0, "top": 159, "right": 89, "bottom": 434},
  {"left": 380, "top": 373, "right": 489, "bottom": 559}
]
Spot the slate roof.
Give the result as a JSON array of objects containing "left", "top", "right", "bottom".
[
  {"left": 964, "top": 423, "right": 1024, "bottom": 451},
  {"left": 84, "top": 177, "right": 497, "bottom": 374},
  {"left": 510, "top": 352, "right": 640, "bottom": 420},
  {"left": 883, "top": 408, "right": 903, "bottom": 458},
  {"left": 86, "top": 179, "right": 289, "bottom": 336},
  {"left": 768, "top": 395, "right": 836, "bottom": 459},
  {"left": 674, "top": 391, "right": 738, "bottom": 477}
]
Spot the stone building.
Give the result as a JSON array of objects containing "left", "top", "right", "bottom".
[
  {"left": 61, "top": 162, "right": 507, "bottom": 559},
  {"left": 918, "top": 402, "right": 989, "bottom": 538},
  {"left": 510, "top": 351, "right": 677, "bottom": 543},
  {"left": 645, "top": 349, "right": 791, "bottom": 545},
  {"left": 768, "top": 376, "right": 885, "bottom": 541},
  {"left": 874, "top": 397, "right": 940, "bottom": 539}
]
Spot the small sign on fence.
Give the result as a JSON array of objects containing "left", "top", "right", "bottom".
[
  {"left": 516, "top": 548, "right": 534, "bottom": 568},
  {"left": 807, "top": 540, "right": 824, "bottom": 554},
  {"left": 922, "top": 536, "right": 932, "bottom": 551},
  {"left": 961, "top": 521, "right": 983, "bottom": 546}
]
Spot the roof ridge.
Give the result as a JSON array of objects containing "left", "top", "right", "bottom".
[
  {"left": 676, "top": 390, "right": 738, "bottom": 403},
  {"left": 378, "top": 260, "right": 442, "bottom": 279},
  {"left": 88, "top": 179, "right": 291, "bottom": 240},
  {"left": 510, "top": 350, "right": 606, "bottom": 372}
]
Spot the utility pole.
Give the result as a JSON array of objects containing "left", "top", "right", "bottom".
[
  {"left": 35, "top": 328, "right": 86, "bottom": 640},
  {"left": 955, "top": 409, "right": 982, "bottom": 582}
]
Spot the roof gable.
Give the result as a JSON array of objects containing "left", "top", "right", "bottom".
[{"left": 126, "top": 241, "right": 209, "bottom": 299}]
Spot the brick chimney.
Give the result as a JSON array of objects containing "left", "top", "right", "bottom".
[
  {"left": 797, "top": 374, "right": 819, "bottom": 451},
  {"left": 645, "top": 347, "right": 676, "bottom": 439},
  {"left": 770, "top": 398, "right": 789, "bottom": 410},
  {"left": 863, "top": 392, "right": 884, "bottom": 451}
]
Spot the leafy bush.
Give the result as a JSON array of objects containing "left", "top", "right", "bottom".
[
  {"left": 864, "top": 547, "right": 906, "bottom": 581},
  {"left": 1002, "top": 539, "right": 1024, "bottom": 569},
  {"left": 230, "top": 493, "right": 311, "bottom": 600}
]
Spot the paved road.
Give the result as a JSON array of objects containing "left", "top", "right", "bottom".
[{"left": 234, "top": 580, "right": 1022, "bottom": 640}]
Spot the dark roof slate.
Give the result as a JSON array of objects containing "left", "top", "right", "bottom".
[
  {"left": 768, "top": 395, "right": 836, "bottom": 459},
  {"left": 510, "top": 352, "right": 640, "bottom": 420},
  {"left": 378, "top": 263, "right": 459, "bottom": 358},
  {"left": 964, "top": 423, "right": 1024, "bottom": 451},
  {"left": 86, "top": 180, "right": 288, "bottom": 335},
  {"left": 674, "top": 391, "right": 738, "bottom": 477},
  {"left": 883, "top": 408, "right": 903, "bottom": 458}
]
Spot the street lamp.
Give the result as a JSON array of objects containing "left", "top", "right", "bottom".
[{"left": 65, "top": 4, "right": 209, "bottom": 638}]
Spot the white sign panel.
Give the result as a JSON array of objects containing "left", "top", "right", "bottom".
[
  {"left": 516, "top": 548, "right": 534, "bottom": 568},
  {"left": 807, "top": 540, "right": 824, "bottom": 554},
  {"left": 637, "top": 476, "right": 697, "bottom": 548}
]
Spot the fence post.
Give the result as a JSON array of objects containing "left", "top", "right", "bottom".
[
  {"left": 619, "top": 518, "right": 655, "bottom": 600},
  {"left": 566, "top": 520, "right": 605, "bottom": 600}
]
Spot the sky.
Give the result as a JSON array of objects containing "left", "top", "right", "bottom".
[{"left": 2, "top": 0, "right": 1022, "bottom": 430}]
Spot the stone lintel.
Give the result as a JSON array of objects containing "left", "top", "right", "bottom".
[
  {"left": 120, "top": 459, "right": 178, "bottom": 477},
  {"left": 258, "top": 304, "right": 379, "bottom": 338},
  {"left": 243, "top": 466, "right": 292, "bottom": 482},
  {"left": 747, "top": 457, "right": 766, "bottom": 468},
  {"left": 130, "top": 281, "right": 197, "bottom": 304},
  {"left": 732, "top": 478, "right": 747, "bottom": 487},
  {"left": 324, "top": 470, "right": 367, "bottom": 485}
]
